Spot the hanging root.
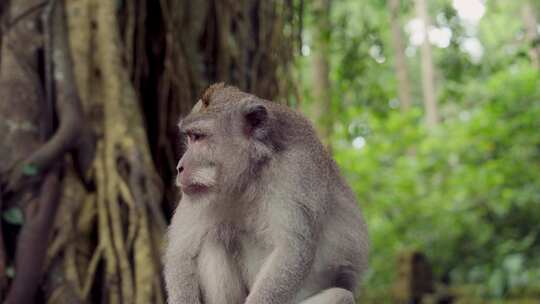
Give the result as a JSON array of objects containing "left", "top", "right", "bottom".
[
  {"left": 4, "top": 1, "right": 94, "bottom": 303},
  {"left": 5, "top": 0, "right": 94, "bottom": 193},
  {"left": 5, "top": 169, "right": 61, "bottom": 304}
]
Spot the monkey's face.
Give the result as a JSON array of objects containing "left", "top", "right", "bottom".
[
  {"left": 175, "top": 114, "right": 219, "bottom": 196},
  {"left": 177, "top": 93, "right": 276, "bottom": 200}
]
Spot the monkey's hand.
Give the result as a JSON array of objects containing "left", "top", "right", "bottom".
[{"left": 245, "top": 205, "right": 317, "bottom": 304}]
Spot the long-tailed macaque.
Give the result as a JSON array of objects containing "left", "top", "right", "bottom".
[{"left": 164, "top": 84, "right": 369, "bottom": 304}]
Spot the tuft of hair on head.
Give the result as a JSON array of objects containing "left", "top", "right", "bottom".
[
  {"left": 199, "top": 83, "right": 243, "bottom": 109},
  {"left": 200, "top": 82, "right": 227, "bottom": 108}
]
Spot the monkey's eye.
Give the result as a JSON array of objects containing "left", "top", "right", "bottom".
[{"left": 186, "top": 131, "right": 206, "bottom": 143}]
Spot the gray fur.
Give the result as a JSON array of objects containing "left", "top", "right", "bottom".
[{"left": 164, "top": 84, "right": 369, "bottom": 304}]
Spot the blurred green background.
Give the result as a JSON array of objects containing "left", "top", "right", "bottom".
[{"left": 297, "top": 0, "right": 540, "bottom": 301}]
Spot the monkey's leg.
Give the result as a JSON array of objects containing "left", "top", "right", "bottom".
[{"left": 299, "top": 288, "right": 355, "bottom": 304}]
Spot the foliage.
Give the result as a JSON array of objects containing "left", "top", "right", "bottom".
[
  {"left": 2, "top": 208, "right": 24, "bottom": 226},
  {"left": 334, "top": 64, "right": 540, "bottom": 298},
  {"left": 300, "top": 0, "right": 540, "bottom": 300}
]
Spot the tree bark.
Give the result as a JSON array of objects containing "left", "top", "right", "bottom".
[
  {"left": 416, "top": 0, "right": 439, "bottom": 126},
  {"left": 388, "top": 0, "right": 412, "bottom": 112},
  {"left": 522, "top": 1, "right": 540, "bottom": 69}
]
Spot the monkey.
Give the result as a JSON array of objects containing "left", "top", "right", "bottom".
[{"left": 163, "top": 83, "right": 369, "bottom": 304}]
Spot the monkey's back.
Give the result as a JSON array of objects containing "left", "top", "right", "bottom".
[
  {"left": 293, "top": 169, "right": 369, "bottom": 301},
  {"left": 266, "top": 104, "right": 370, "bottom": 300}
]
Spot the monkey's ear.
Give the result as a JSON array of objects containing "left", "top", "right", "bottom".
[{"left": 243, "top": 104, "right": 268, "bottom": 135}]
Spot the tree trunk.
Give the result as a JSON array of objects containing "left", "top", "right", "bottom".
[
  {"left": 522, "top": 1, "right": 540, "bottom": 69},
  {"left": 416, "top": 0, "right": 439, "bottom": 126},
  {"left": 311, "top": 0, "right": 333, "bottom": 148},
  {"left": 388, "top": 0, "right": 412, "bottom": 112},
  {"left": 0, "top": 1, "right": 299, "bottom": 303}
]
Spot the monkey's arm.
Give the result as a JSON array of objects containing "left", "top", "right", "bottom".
[
  {"left": 245, "top": 203, "right": 317, "bottom": 304},
  {"left": 163, "top": 207, "right": 205, "bottom": 304},
  {"left": 163, "top": 251, "right": 201, "bottom": 304}
]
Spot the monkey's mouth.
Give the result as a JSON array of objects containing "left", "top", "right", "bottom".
[{"left": 180, "top": 183, "right": 211, "bottom": 195}]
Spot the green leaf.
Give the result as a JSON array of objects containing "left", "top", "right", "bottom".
[
  {"left": 2, "top": 207, "right": 24, "bottom": 225},
  {"left": 22, "top": 164, "right": 39, "bottom": 176},
  {"left": 6, "top": 265, "right": 15, "bottom": 278}
]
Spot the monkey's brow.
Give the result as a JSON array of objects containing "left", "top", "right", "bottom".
[{"left": 178, "top": 115, "right": 214, "bottom": 132}]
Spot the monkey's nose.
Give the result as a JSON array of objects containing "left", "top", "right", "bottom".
[{"left": 177, "top": 165, "right": 184, "bottom": 174}]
